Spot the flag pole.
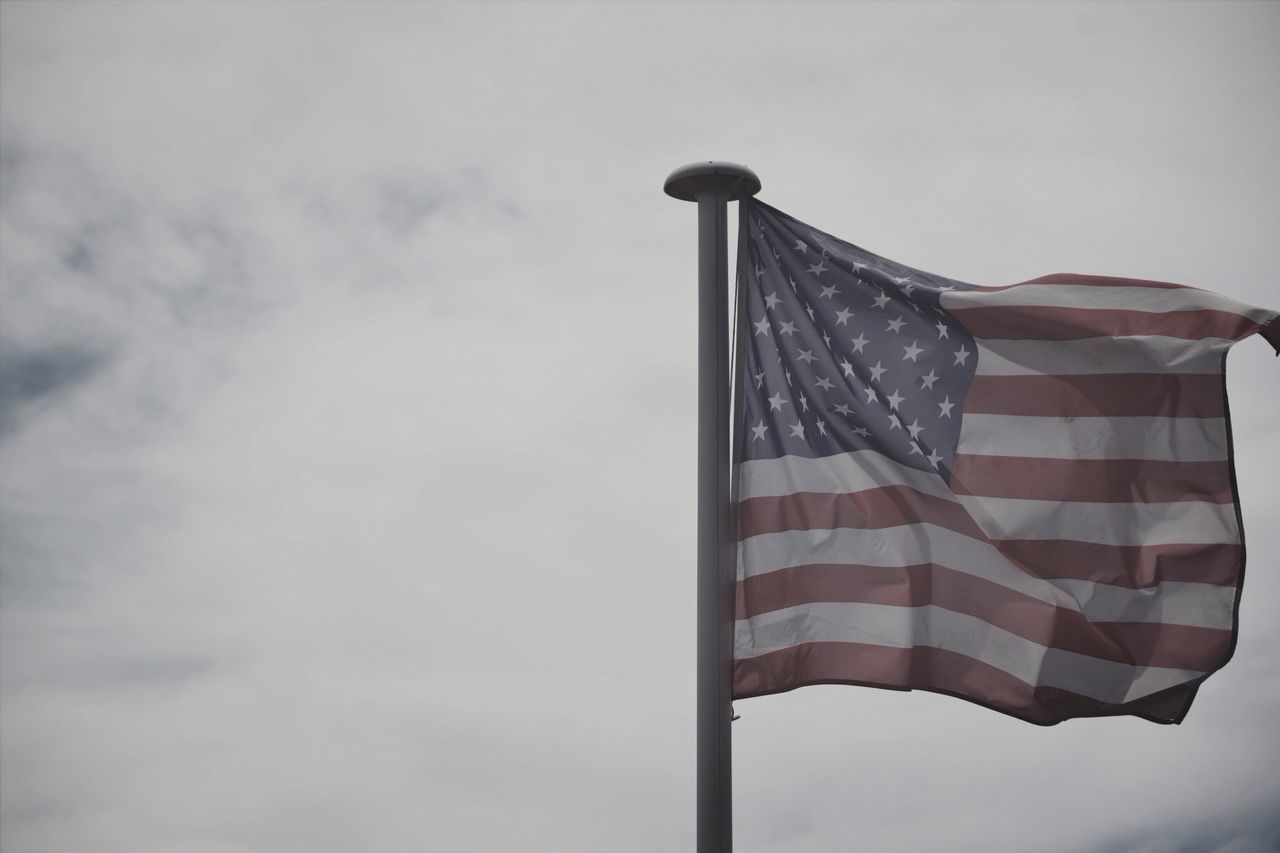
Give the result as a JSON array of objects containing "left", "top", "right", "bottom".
[{"left": 665, "top": 162, "right": 762, "bottom": 853}]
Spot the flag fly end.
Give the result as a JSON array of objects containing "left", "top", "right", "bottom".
[{"left": 1259, "top": 314, "right": 1280, "bottom": 355}]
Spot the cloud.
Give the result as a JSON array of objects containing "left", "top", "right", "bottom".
[
  {"left": 1087, "top": 799, "right": 1280, "bottom": 853},
  {"left": 0, "top": 343, "right": 105, "bottom": 436},
  {"left": 2, "top": 2, "right": 1278, "bottom": 852}
]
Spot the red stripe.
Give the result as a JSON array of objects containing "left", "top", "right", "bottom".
[
  {"left": 736, "top": 563, "right": 1231, "bottom": 671},
  {"left": 1011, "top": 274, "right": 1191, "bottom": 289},
  {"left": 738, "top": 486, "right": 985, "bottom": 541},
  {"left": 965, "top": 373, "right": 1223, "bottom": 418},
  {"left": 950, "top": 305, "right": 1258, "bottom": 341},
  {"left": 738, "top": 489, "right": 1242, "bottom": 587},
  {"left": 950, "top": 455, "right": 1234, "bottom": 504},
  {"left": 995, "top": 539, "right": 1241, "bottom": 587},
  {"left": 970, "top": 275, "right": 1191, "bottom": 292},
  {"left": 733, "top": 642, "right": 1195, "bottom": 725}
]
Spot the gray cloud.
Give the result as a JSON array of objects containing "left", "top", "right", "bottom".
[
  {"left": 1088, "top": 800, "right": 1280, "bottom": 853},
  {"left": 0, "top": 343, "right": 105, "bottom": 436},
  {"left": 1, "top": 2, "right": 1277, "bottom": 852}
]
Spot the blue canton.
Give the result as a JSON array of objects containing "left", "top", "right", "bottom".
[{"left": 739, "top": 200, "right": 979, "bottom": 483}]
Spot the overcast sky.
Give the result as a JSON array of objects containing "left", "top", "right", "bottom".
[{"left": 1, "top": 2, "right": 1278, "bottom": 851}]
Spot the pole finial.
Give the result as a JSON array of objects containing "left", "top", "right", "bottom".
[{"left": 664, "top": 161, "right": 762, "bottom": 202}]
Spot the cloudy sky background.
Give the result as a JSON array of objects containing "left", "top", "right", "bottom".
[{"left": 2, "top": 2, "right": 1278, "bottom": 851}]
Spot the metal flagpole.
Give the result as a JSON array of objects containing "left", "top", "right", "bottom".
[{"left": 664, "top": 162, "right": 762, "bottom": 853}]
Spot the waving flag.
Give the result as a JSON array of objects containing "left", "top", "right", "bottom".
[{"left": 734, "top": 199, "right": 1278, "bottom": 724}]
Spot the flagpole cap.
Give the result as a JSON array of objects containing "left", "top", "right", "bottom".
[{"left": 664, "top": 161, "right": 762, "bottom": 202}]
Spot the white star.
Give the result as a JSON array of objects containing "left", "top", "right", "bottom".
[
  {"left": 808, "top": 260, "right": 828, "bottom": 276},
  {"left": 891, "top": 275, "right": 912, "bottom": 285},
  {"left": 938, "top": 396, "right": 955, "bottom": 418},
  {"left": 833, "top": 403, "right": 853, "bottom": 416},
  {"left": 953, "top": 346, "right": 970, "bottom": 366},
  {"left": 908, "top": 442, "right": 923, "bottom": 456},
  {"left": 906, "top": 419, "right": 924, "bottom": 439},
  {"left": 851, "top": 261, "right": 869, "bottom": 273},
  {"left": 784, "top": 369, "right": 793, "bottom": 386},
  {"left": 920, "top": 369, "right": 939, "bottom": 390},
  {"left": 935, "top": 321, "right": 949, "bottom": 339},
  {"left": 840, "top": 359, "right": 855, "bottom": 378},
  {"left": 815, "top": 376, "right": 834, "bottom": 392},
  {"left": 820, "top": 283, "right": 840, "bottom": 300},
  {"left": 794, "top": 239, "right": 808, "bottom": 254},
  {"left": 850, "top": 333, "right": 869, "bottom": 353},
  {"left": 888, "top": 413, "right": 902, "bottom": 430},
  {"left": 754, "top": 318, "right": 770, "bottom": 336},
  {"left": 886, "top": 389, "right": 905, "bottom": 410},
  {"left": 768, "top": 392, "right": 788, "bottom": 412},
  {"left": 788, "top": 276, "right": 798, "bottom": 292},
  {"left": 872, "top": 292, "right": 891, "bottom": 310},
  {"left": 886, "top": 316, "right": 906, "bottom": 334},
  {"left": 751, "top": 421, "right": 769, "bottom": 441},
  {"left": 772, "top": 249, "right": 780, "bottom": 262},
  {"left": 853, "top": 426, "right": 871, "bottom": 438},
  {"left": 926, "top": 448, "right": 943, "bottom": 468},
  {"left": 902, "top": 283, "right": 917, "bottom": 298},
  {"left": 754, "top": 371, "right": 765, "bottom": 389},
  {"left": 779, "top": 321, "right": 798, "bottom": 336},
  {"left": 863, "top": 386, "right": 878, "bottom": 404},
  {"left": 764, "top": 292, "right": 782, "bottom": 310},
  {"left": 789, "top": 422, "right": 805, "bottom": 438},
  {"left": 835, "top": 307, "right": 854, "bottom": 326},
  {"left": 812, "top": 420, "right": 826, "bottom": 439},
  {"left": 755, "top": 264, "right": 766, "bottom": 279},
  {"left": 797, "top": 349, "right": 816, "bottom": 364},
  {"left": 805, "top": 304, "right": 816, "bottom": 321},
  {"left": 902, "top": 340, "right": 923, "bottom": 362},
  {"left": 869, "top": 361, "right": 887, "bottom": 382},
  {"left": 822, "top": 332, "right": 831, "bottom": 347},
  {"left": 798, "top": 394, "right": 810, "bottom": 412}
]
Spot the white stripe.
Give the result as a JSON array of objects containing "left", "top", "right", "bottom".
[
  {"left": 943, "top": 284, "right": 1271, "bottom": 320},
  {"left": 739, "top": 454, "right": 1236, "bottom": 545},
  {"left": 956, "top": 414, "right": 1228, "bottom": 461},
  {"left": 974, "top": 336, "right": 1231, "bottom": 376},
  {"left": 739, "top": 450, "right": 951, "bottom": 501},
  {"left": 738, "top": 524, "right": 1234, "bottom": 630},
  {"left": 735, "top": 602, "right": 1206, "bottom": 704},
  {"left": 1050, "top": 579, "right": 1236, "bottom": 628},
  {"left": 956, "top": 494, "right": 1239, "bottom": 546}
]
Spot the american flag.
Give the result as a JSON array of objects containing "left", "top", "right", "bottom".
[{"left": 733, "top": 199, "right": 1279, "bottom": 725}]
